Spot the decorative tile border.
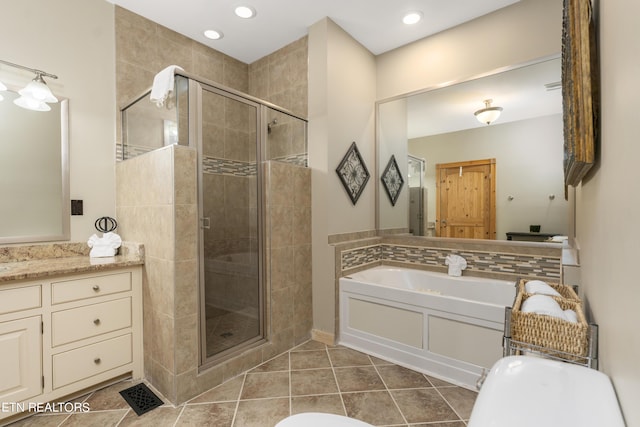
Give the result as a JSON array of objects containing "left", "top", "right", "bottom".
[
  {"left": 118, "top": 146, "right": 308, "bottom": 170},
  {"left": 118, "top": 143, "right": 156, "bottom": 161},
  {"left": 341, "top": 243, "right": 561, "bottom": 280},
  {"left": 340, "top": 244, "right": 382, "bottom": 271},
  {"left": 202, "top": 156, "right": 256, "bottom": 176},
  {"left": 271, "top": 152, "right": 308, "bottom": 167}
]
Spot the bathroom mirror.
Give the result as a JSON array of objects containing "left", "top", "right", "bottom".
[
  {"left": 377, "top": 56, "right": 571, "bottom": 241},
  {"left": 0, "top": 89, "right": 69, "bottom": 244}
]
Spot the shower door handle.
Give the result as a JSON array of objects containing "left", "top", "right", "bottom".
[{"left": 200, "top": 217, "right": 211, "bottom": 229}]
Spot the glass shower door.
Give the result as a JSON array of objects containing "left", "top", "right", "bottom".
[{"left": 199, "top": 85, "right": 263, "bottom": 363}]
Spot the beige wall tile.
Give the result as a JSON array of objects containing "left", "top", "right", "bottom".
[{"left": 175, "top": 313, "right": 198, "bottom": 375}]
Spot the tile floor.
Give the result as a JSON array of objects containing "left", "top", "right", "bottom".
[
  {"left": 205, "top": 306, "right": 260, "bottom": 357},
  {"left": 9, "top": 341, "right": 477, "bottom": 427}
]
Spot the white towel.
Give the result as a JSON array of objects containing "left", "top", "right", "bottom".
[
  {"left": 87, "top": 231, "right": 122, "bottom": 258},
  {"left": 521, "top": 295, "right": 565, "bottom": 319},
  {"left": 445, "top": 254, "right": 467, "bottom": 277},
  {"left": 150, "top": 65, "right": 184, "bottom": 107},
  {"left": 521, "top": 295, "right": 578, "bottom": 323},
  {"left": 525, "top": 280, "right": 561, "bottom": 297},
  {"left": 563, "top": 309, "right": 578, "bottom": 323}
]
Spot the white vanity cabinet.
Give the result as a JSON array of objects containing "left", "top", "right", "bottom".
[{"left": 0, "top": 266, "right": 142, "bottom": 422}]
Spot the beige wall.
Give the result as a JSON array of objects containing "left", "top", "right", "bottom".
[
  {"left": 308, "top": 18, "right": 377, "bottom": 334},
  {"left": 576, "top": 1, "right": 640, "bottom": 424},
  {"left": 376, "top": 0, "right": 562, "bottom": 100},
  {"left": 1, "top": 0, "right": 116, "bottom": 242},
  {"left": 308, "top": 0, "right": 563, "bottom": 339}
]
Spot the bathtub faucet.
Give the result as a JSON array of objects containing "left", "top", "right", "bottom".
[{"left": 445, "top": 254, "right": 467, "bottom": 277}]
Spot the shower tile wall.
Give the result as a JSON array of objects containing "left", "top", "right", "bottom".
[
  {"left": 116, "top": 145, "right": 199, "bottom": 404},
  {"left": 266, "top": 162, "right": 313, "bottom": 345},
  {"left": 115, "top": 10, "right": 311, "bottom": 405},
  {"left": 114, "top": 6, "right": 249, "bottom": 156},
  {"left": 249, "top": 36, "right": 308, "bottom": 118},
  {"left": 249, "top": 37, "right": 308, "bottom": 166}
]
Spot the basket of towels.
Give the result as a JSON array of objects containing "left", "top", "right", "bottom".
[{"left": 510, "top": 279, "right": 588, "bottom": 358}]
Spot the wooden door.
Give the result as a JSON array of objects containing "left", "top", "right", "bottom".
[{"left": 436, "top": 159, "right": 496, "bottom": 239}]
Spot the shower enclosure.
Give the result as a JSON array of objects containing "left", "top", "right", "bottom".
[
  {"left": 408, "top": 155, "right": 425, "bottom": 236},
  {"left": 121, "top": 71, "right": 308, "bottom": 368}
]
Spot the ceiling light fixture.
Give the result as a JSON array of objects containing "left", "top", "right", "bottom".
[
  {"left": 235, "top": 5, "right": 256, "bottom": 19},
  {"left": 474, "top": 99, "right": 503, "bottom": 125},
  {"left": 204, "top": 29, "right": 224, "bottom": 40},
  {"left": 403, "top": 11, "right": 423, "bottom": 25},
  {"left": 0, "top": 59, "right": 58, "bottom": 112}
]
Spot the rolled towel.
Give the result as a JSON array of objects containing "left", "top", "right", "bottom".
[
  {"left": 521, "top": 295, "right": 566, "bottom": 320},
  {"left": 525, "top": 280, "right": 561, "bottom": 297}
]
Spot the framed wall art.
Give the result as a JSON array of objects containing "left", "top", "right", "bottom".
[
  {"left": 381, "top": 155, "right": 404, "bottom": 206},
  {"left": 336, "top": 141, "right": 370, "bottom": 205}
]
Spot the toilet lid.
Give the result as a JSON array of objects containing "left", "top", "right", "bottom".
[{"left": 275, "top": 412, "right": 374, "bottom": 427}]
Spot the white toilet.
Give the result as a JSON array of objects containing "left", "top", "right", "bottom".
[
  {"left": 468, "top": 356, "right": 625, "bottom": 427},
  {"left": 275, "top": 412, "right": 374, "bottom": 427}
]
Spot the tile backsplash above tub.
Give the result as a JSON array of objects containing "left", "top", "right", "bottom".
[{"left": 337, "top": 235, "right": 562, "bottom": 281}]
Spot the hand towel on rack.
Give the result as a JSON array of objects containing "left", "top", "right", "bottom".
[{"left": 150, "top": 65, "right": 184, "bottom": 107}]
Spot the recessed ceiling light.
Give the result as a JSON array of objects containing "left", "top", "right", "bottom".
[
  {"left": 402, "top": 11, "right": 423, "bottom": 25},
  {"left": 234, "top": 5, "right": 256, "bottom": 19},
  {"left": 204, "top": 29, "right": 223, "bottom": 40}
]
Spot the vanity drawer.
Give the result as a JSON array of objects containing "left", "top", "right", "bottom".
[
  {"left": 51, "top": 298, "right": 131, "bottom": 347},
  {"left": 0, "top": 285, "right": 41, "bottom": 315},
  {"left": 51, "top": 272, "right": 131, "bottom": 305},
  {"left": 52, "top": 334, "right": 132, "bottom": 389}
]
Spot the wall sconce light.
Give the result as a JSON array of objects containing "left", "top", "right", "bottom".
[
  {"left": 0, "top": 59, "right": 58, "bottom": 111},
  {"left": 474, "top": 99, "right": 503, "bottom": 125}
]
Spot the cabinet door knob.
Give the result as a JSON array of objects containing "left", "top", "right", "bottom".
[
  {"left": 93, "top": 318, "right": 101, "bottom": 325},
  {"left": 92, "top": 285, "right": 100, "bottom": 292},
  {"left": 94, "top": 358, "right": 101, "bottom": 364}
]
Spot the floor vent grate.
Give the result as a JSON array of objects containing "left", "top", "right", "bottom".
[{"left": 119, "top": 383, "right": 163, "bottom": 416}]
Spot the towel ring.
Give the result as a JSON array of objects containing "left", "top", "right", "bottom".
[{"left": 95, "top": 216, "right": 118, "bottom": 233}]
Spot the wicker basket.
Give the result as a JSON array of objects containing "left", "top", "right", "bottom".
[
  {"left": 518, "top": 278, "right": 580, "bottom": 302},
  {"left": 510, "top": 291, "right": 589, "bottom": 358}
]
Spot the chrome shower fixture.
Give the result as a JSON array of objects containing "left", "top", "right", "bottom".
[{"left": 267, "top": 118, "right": 278, "bottom": 133}]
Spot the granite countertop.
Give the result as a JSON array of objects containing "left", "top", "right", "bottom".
[{"left": 0, "top": 241, "right": 144, "bottom": 283}]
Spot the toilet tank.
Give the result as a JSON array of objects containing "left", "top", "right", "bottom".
[{"left": 468, "top": 356, "right": 625, "bottom": 427}]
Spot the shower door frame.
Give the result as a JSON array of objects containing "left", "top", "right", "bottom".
[{"left": 191, "top": 78, "right": 268, "bottom": 368}]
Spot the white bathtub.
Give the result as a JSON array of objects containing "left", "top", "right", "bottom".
[{"left": 339, "top": 266, "right": 516, "bottom": 390}]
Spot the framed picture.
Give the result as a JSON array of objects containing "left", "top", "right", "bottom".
[
  {"left": 381, "top": 155, "right": 404, "bottom": 206},
  {"left": 336, "top": 141, "right": 370, "bottom": 205},
  {"left": 562, "top": 0, "right": 599, "bottom": 187}
]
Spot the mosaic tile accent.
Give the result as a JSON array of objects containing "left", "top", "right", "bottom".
[
  {"left": 342, "top": 243, "right": 561, "bottom": 280},
  {"left": 202, "top": 156, "right": 257, "bottom": 176},
  {"left": 341, "top": 245, "right": 382, "bottom": 271},
  {"left": 271, "top": 152, "right": 308, "bottom": 167},
  {"left": 119, "top": 143, "right": 156, "bottom": 161}
]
